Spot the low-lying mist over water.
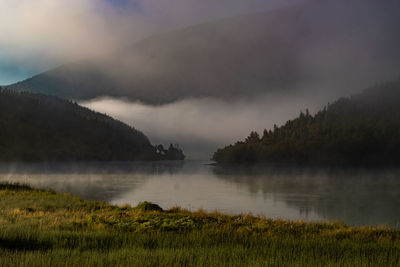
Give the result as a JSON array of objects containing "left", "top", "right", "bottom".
[
  {"left": 81, "top": 91, "right": 336, "bottom": 159},
  {"left": 1, "top": 161, "right": 400, "bottom": 228}
]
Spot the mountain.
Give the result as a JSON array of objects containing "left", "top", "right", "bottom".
[
  {"left": 212, "top": 80, "right": 400, "bottom": 165},
  {"left": 7, "top": 0, "right": 400, "bottom": 104},
  {"left": 0, "top": 88, "right": 184, "bottom": 161}
]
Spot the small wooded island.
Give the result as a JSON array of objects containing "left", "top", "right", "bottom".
[
  {"left": 213, "top": 80, "right": 400, "bottom": 165},
  {"left": 0, "top": 89, "right": 185, "bottom": 161}
]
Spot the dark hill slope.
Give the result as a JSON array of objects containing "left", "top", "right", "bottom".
[
  {"left": 213, "top": 80, "right": 400, "bottom": 165},
  {"left": 0, "top": 89, "right": 183, "bottom": 161},
  {"left": 7, "top": 0, "right": 400, "bottom": 104}
]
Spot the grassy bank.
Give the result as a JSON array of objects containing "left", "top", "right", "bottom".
[{"left": 0, "top": 183, "right": 399, "bottom": 266}]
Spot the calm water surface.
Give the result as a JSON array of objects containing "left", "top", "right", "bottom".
[{"left": 0, "top": 161, "right": 399, "bottom": 228}]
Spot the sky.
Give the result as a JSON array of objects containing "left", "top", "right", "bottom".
[{"left": 0, "top": 0, "right": 300, "bottom": 85}]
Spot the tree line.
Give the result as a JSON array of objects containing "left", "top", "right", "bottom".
[
  {"left": 213, "top": 80, "right": 400, "bottom": 166},
  {"left": 0, "top": 88, "right": 185, "bottom": 161}
]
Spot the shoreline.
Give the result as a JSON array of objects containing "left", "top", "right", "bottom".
[{"left": 1, "top": 183, "right": 399, "bottom": 266}]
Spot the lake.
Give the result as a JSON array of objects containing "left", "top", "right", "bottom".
[{"left": 0, "top": 161, "right": 399, "bottom": 228}]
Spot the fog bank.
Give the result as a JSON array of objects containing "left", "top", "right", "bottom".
[{"left": 81, "top": 92, "right": 334, "bottom": 159}]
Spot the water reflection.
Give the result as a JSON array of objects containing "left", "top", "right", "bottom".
[
  {"left": 0, "top": 161, "right": 399, "bottom": 227},
  {"left": 0, "top": 161, "right": 184, "bottom": 202},
  {"left": 213, "top": 166, "right": 400, "bottom": 227}
]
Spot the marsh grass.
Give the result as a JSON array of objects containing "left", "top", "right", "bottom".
[{"left": 0, "top": 183, "right": 399, "bottom": 266}]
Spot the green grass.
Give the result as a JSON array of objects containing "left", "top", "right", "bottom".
[{"left": 0, "top": 183, "right": 399, "bottom": 266}]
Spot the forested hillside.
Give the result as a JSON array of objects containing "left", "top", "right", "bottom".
[
  {"left": 213, "top": 81, "right": 400, "bottom": 165},
  {"left": 0, "top": 89, "right": 184, "bottom": 161}
]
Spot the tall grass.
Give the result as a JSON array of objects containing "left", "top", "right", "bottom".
[{"left": 0, "top": 183, "right": 399, "bottom": 266}]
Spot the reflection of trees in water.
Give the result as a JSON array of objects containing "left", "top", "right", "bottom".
[
  {"left": 212, "top": 166, "right": 400, "bottom": 227},
  {"left": 0, "top": 161, "right": 185, "bottom": 202}
]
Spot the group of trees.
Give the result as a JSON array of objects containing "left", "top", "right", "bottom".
[
  {"left": 156, "top": 144, "right": 186, "bottom": 160},
  {"left": 0, "top": 88, "right": 185, "bottom": 162},
  {"left": 213, "top": 81, "right": 400, "bottom": 165}
]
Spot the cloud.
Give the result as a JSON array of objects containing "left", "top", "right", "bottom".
[
  {"left": 0, "top": 0, "right": 301, "bottom": 84},
  {"left": 133, "top": 0, "right": 301, "bottom": 27},
  {"left": 81, "top": 91, "right": 328, "bottom": 159},
  {"left": 0, "top": 0, "right": 150, "bottom": 62}
]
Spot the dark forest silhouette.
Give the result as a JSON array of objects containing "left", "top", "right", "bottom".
[
  {"left": 213, "top": 80, "right": 400, "bottom": 165},
  {"left": 0, "top": 89, "right": 184, "bottom": 161}
]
